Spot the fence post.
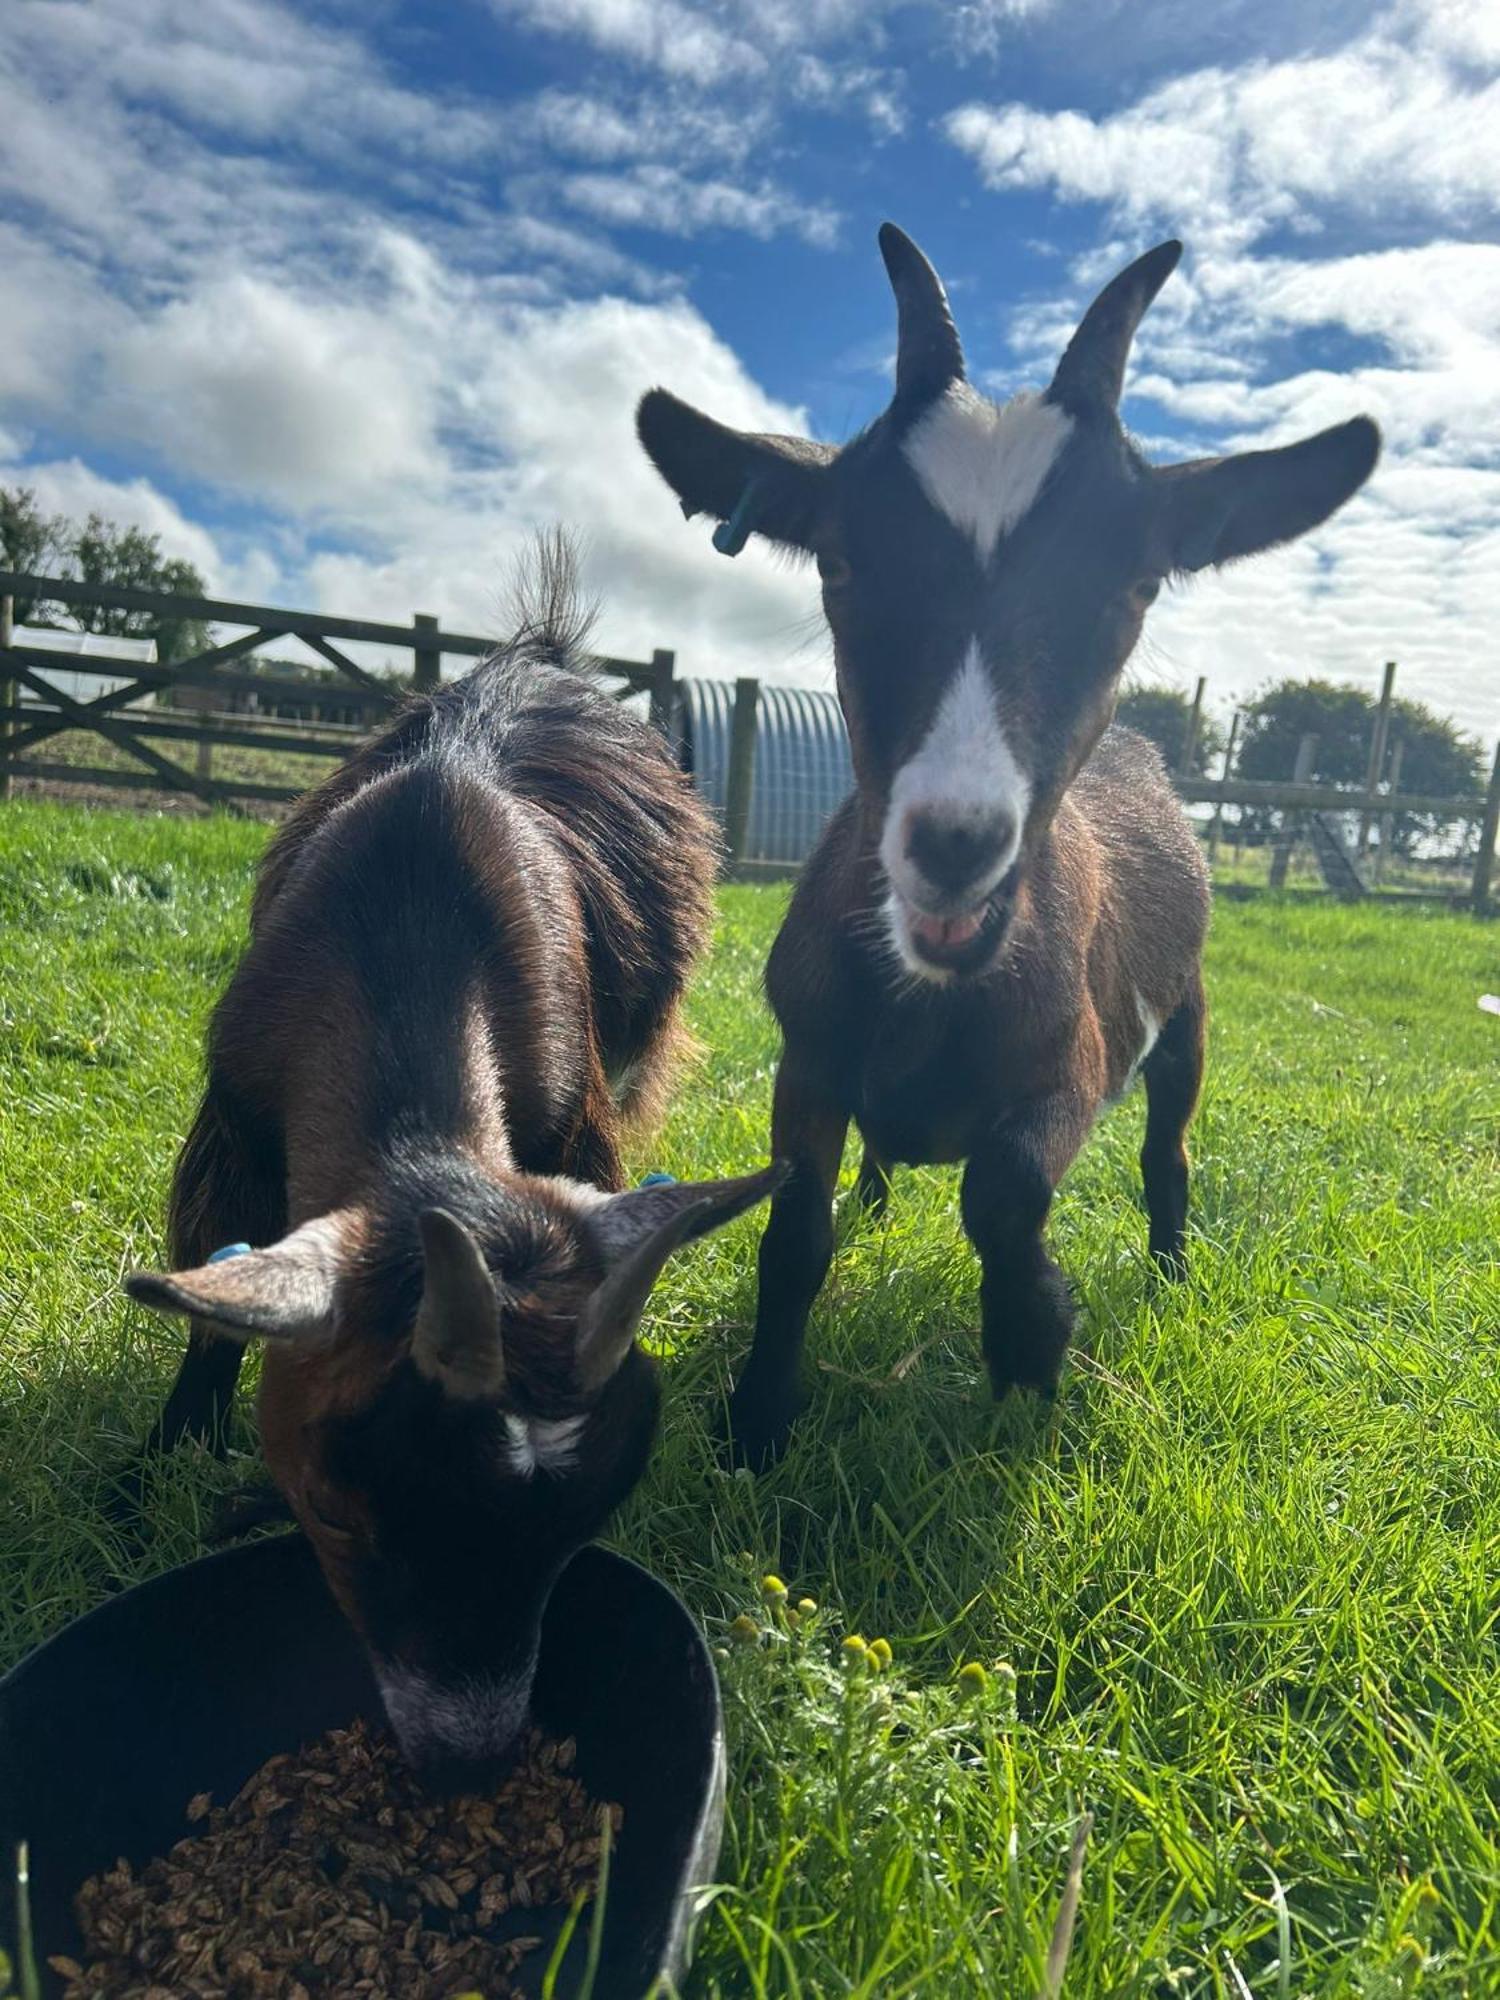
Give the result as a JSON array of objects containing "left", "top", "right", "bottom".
[
  {"left": 1206, "top": 709, "right": 1240, "bottom": 871},
  {"left": 412, "top": 613, "right": 440, "bottom": 694},
  {"left": 1177, "top": 676, "right": 1206, "bottom": 776},
  {"left": 195, "top": 711, "right": 214, "bottom": 783},
  {"left": 1373, "top": 737, "right": 1403, "bottom": 887},
  {"left": 0, "top": 594, "right": 12, "bottom": 802},
  {"left": 1269, "top": 731, "right": 1318, "bottom": 889},
  {"left": 647, "top": 648, "right": 676, "bottom": 739},
  {"left": 723, "top": 677, "right": 760, "bottom": 878},
  {"left": 1471, "top": 738, "right": 1500, "bottom": 914},
  {"left": 1358, "top": 659, "right": 1397, "bottom": 855}
]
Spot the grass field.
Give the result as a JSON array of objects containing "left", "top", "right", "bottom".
[{"left": 1, "top": 796, "right": 1497, "bottom": 1998}]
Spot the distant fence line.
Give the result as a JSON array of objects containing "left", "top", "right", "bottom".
[{"left": 2, "top": 574, "right": 1497, "bottom": 912}]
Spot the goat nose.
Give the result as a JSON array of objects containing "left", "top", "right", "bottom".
[{"left": 906, "top": 812, "right": 1013, "bottom": 896}]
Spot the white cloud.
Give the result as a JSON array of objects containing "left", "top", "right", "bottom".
[
  {"left": 945, "top": 5, "right": 1500, "bottom": 253},
  {"left": 5, "top": 0, "right": 500, "bottom": 173},
  {"left": 506, "top": 87, "right": 771, "bottom": 168},
  {"left": 0, "top": 0, "right": 831, "bottom": 317},
  {"left": 558, "top": 166, "right": 841, "bottom": 245},
  {"left": 490, "top": 0, "right": 907, "bottom": 135},
  {"left": 0, "top": 453, "right": 284, "bottom": 604},
  {"left": 102, "top": 269, "right": 443, "bottom": 513},
  {"left": 490, "top": 0, "right": 762, "bottom": 85},
  {"left": 294, "top": 289, "right": 827, "bottom": 684}
]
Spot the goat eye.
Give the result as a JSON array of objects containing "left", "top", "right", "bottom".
[
  {"left": 817, "top": 551, "right": 852, "bottom": 589},
  {"left": 1132, "top": 576, "right": 1162, "bottom": 607}
]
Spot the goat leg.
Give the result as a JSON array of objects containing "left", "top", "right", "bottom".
[
  {"left": 148, "top": 1082, "right": 285, "bottom": 1456},
  {"left": 1139, "top": 974, "right": 1206, "bottom": 1278},
  {"left": 853, "top": 1139, "right": 893, "bottom": 1222},
  {"left": 960, "top": 1097, "right": 1095, "bottom": 1398},
  {"left": 725, "top": 1061, "right": 847, "bottom": 1469}
]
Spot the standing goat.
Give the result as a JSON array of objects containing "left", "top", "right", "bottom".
[
  {"left": 126, "top": 551, "right": 779, "bottom": 1781},
  {"left": 639, "top": 228, "right": 1379, "bottom": 1466}
]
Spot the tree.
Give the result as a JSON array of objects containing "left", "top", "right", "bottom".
[
  {"left": 1115, "top": 684, "right": 1226, "bottom": 776},
  {"left": 1237, "top": 677, "right": 1483, "bottom": 850},
  {"left": 71, "top": 516, "right": 211, "bottom": 662},
  {"left": 0, "top": 486, "right": 210, "bottom": 661},
  {"left": 0, "top": 488, "right": 72, "bottom": 624}
]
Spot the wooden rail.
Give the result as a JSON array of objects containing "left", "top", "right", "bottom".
[
  {"left": 0, "top": 573, "right": 675, "bottom": 813},
  {"left": 1175, "top": 774, "right": 1487, "bottom": 819}
]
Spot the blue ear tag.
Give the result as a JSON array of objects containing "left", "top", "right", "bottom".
[
  {"left": 712, "top": 481, "right": 762, "bottom": 558},
  {"left": 638, "top": 1172, "right": 679, "bottom": 1188},
  {"left": 208, "top": 1241, "right": 252, "bottom": 1263}
]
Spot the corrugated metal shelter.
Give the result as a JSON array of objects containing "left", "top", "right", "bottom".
[{"left": 677, "top": 677, "right": 852, "bottom": 866}]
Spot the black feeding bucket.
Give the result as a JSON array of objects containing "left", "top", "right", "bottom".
[{"left": 0, "top": 1535, "right": 725, "bottom": 1998}]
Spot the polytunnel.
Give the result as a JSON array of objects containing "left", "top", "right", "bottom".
[{"left": 675, "top": 678, "right": 853, "bottom": 868}]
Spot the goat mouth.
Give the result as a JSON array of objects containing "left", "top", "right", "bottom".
[{"left": 901, "top": 876, "right": 1015, "bottom": 975}]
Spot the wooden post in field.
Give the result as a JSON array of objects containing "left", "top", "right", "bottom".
[
  {"left": 1206, "top": 709, "right": 1241, "bottom": 872},
  {"left": 195, "top": 711, "right": 214, "bottom": 783},
  {"left": 1269, "top": 731, "right": 1318, "bottom": 889},
  {"left": 412, "top": 613, "right": 440, "bottom": 694},
  {"left": 1358, "top": 660, "right": 1397, "bottom": 856},
  {"left": 647, "top": 648, "right": 676, "bottom": 739},
  {"left": 1471, "top": 738, "right": 1500, "bottom": 914},
  {"left": 1373, "top": 737, "right": 1403, "bottom": 887},
  {"left": 1177, "top": 676, "right": 1206, "bottom": 776},
  {"left": 723, "top": 676, "right": 761, "bottom": 878},
  {"left": 0, "top": 593, "right": 13, "bottom": 802}
]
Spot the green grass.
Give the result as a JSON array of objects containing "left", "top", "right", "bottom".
[{"left": 1, "top": 796, "right": 1497, "bottom": 1998}]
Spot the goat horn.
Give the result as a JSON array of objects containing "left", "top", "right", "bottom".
[
  {"left": 412, "top": 1208, "right": 505, "bottom": 1401},
  {"left": 880, "top": 223, "right": 965, "bottom": 409},
  {"left": 1047, "top": 240, "right": 1182, "bottom": 417}
]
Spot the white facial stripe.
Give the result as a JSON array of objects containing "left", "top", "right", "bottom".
[
  {"left": 503, "top": 1412, "right": 587, "bottom": 1479},
  {"left": 901, "top": 384, "right": 1073, "bottom": 560},
  {"left": 377, "top": 1664, "right": 531, "bottom": 1760},
  {"left": 879, "top": 644, "right": 1030, "bottom": 900}
]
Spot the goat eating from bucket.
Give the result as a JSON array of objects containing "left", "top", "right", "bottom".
[
  {"left": 125, "top": 554, "right": 781, "bottom": 1784},
  {"left": 639, "top": 227, "right": 1379, "bottom": 1466}
]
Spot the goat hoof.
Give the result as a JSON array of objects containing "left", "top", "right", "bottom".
[
  {"left": 983, "top": 1273, "right": 1074, "bottom": 1400},
  {"left": 721, "top": 1387, "right": 800, "bottom": 1473},
  {"left": 1150, "top": 1242, "right": 1189, "bottom": 1281},
  {"left": 988, "top": 1366, "right": 1061, "bottom": 1402}
]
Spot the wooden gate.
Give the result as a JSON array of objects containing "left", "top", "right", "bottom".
[{"left": 0, "top": 572, "right": 676, "bottom": 811}]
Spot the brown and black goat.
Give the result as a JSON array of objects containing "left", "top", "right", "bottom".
[
  {"left": 126, "top": 558, "right": 780, "bottom": 1780},
  {"left": 638, "top": 227, "right": 1379, "bottom": 1466}
]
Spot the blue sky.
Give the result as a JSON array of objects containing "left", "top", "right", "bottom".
[{"left": 2, "top": 0, "right": 1497, "bottom": 738}]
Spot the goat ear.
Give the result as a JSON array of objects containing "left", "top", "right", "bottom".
[
  {"left": 636, "top": 390, "right": 833, "bottom": 555},
  {"left": 1153, "top": 417, "right": 1380, "bottom": 573},
  {"left": 411, "top": 1208, "right": 505, "bottom": 1402},
  {"left": 575, "top": 1161, "right": 789, "bottom": 1393},
  {"left": 124, "top": 1214, "right": 350, "bottom": 1341}
]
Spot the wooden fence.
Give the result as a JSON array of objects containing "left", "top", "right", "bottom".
[
  {"left": 3, "top": 574, "right": 1497, "bottom": 908},
  {"left": 0, "top": 572, "right": 676, "bottom": 812}
]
